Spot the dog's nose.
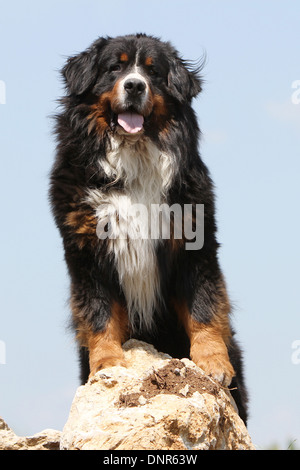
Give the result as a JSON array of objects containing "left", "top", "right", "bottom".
[{"left": 124, "top": 78, "right": 146, "bottom": 96}]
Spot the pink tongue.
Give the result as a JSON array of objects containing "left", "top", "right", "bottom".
[{"left": 117, "top": 112, "right": 144, "bottom": 134}]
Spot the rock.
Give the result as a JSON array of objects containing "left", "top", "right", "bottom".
[
  {"left": 60, "top": 339, "right": 255, "bottom": 450},
  {"left": 0, "top": 417, "right": 61, "bottom": 450},
  {"left": 0, "top": 340, "right": 254, "bottom": 451}
]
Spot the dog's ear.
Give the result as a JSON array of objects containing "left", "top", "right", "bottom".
[
  {"left": 62, "top": 37, "right": 108, "bottom": 95},
  {"left": 167, "top": 57, "right": 203, "bottom": 103}
]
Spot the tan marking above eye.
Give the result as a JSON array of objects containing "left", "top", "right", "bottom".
[
  {"left": 145, "top": 56, "right": 153, "bottom": 66},
  {"left": 120, "top": 53, "right": 129, "bottom": 62}
]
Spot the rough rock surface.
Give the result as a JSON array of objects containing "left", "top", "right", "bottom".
[
  {"left": 60, "top": 339, "right": 255, "bottom": 450},
  {"left": 0, "top": 417, "right": 61, "bottom": 450}
]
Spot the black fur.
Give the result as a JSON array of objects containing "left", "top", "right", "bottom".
[{"left": 49, "top": 34, "right": 248, "bottom": 424}]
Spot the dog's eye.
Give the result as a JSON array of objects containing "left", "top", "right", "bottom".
[
  {"left": 148, "top": 66, "right": 159, "bottom": 78},
  {"left": 148, "top": 66, "right": 157, "bottom": 76},
  {"left": 109, "top": 64, "right": 122, "bottom": 73}
]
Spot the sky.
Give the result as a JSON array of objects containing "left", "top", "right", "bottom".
[{"left": 0, "top": 0, "right": 299, "bottom": 450}]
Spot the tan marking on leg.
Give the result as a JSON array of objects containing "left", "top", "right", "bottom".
[
  {"left": 86, "top": 302, "right": 129, "bottom": 378},
  {"left": 175, "top": 296, "right": 235, "bottom": 386}
]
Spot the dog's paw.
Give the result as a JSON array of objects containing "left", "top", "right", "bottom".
[
  {"left": 89, "top": 355, "right": 127, "bottom": 379},
  {"left": 192, "top": 352, "right": 235, "bottom": 387}
]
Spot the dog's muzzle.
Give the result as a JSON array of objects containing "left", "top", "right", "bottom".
[{"left": 116, "top": 72, "right": 150, "bottom": 134}]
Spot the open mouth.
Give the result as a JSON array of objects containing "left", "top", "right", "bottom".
[{"left": 117, "top": 111, "right": 144, "bottom": 134}]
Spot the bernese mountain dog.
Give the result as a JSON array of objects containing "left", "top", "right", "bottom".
[{"left": 49, "top": 34, "right": 248, "bottom": 424}]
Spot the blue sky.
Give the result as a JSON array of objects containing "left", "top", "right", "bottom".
[{"left": 0, "top": 0, "right": 299, "bottom": 449}]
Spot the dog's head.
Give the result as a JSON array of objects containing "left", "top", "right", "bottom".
[{"left": 62, "top": 34, "right": 203, "bottom": 137}]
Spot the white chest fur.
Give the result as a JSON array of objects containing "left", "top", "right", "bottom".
[{"left": 86, "top": 135, "right": 175, "bottom": 331}]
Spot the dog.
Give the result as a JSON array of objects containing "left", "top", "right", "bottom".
[{"left": 49, "top": 34, "right": 248, "bottom": 423}]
